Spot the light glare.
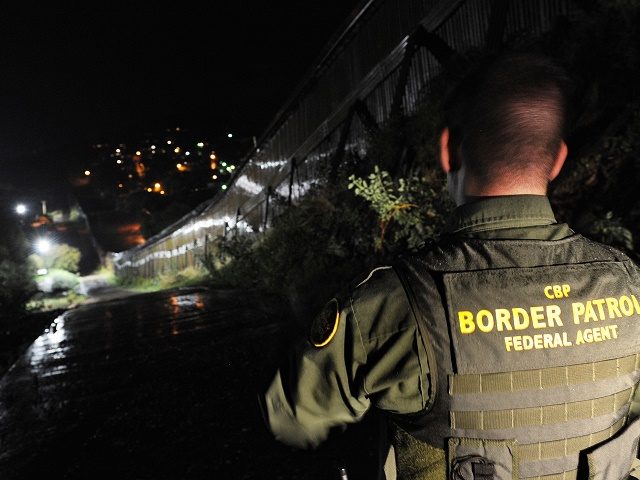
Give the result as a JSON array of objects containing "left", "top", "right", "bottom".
[{"left": 36, "top": 239, "right": 52, "bottom": 254}]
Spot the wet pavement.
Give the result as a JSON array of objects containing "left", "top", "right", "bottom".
[{"left": 0, "top": 287, "right": 378, "bottom": 479}]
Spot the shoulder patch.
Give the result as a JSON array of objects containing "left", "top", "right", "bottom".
[{"left": 309, "top": 298, "right": 340, "bottom": 348}]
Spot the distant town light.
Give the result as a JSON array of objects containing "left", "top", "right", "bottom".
[
  {"left": 84, "top": 170, "right": 91, "bottom": 176},
  {"left": 151, "top": 145, "right": 156, "bottom": 149},
  {"left": 227, "top": 133, "right": 233, "bottom": 138},
  {"left": 36, "top": 238, "right": 52, "bottom": 254},
  {"left": 135, "top": 150, "right": 141, "bottom": 156},
  {"left": 118, "top": 183, "right": 124, "bottom": 188},
  {"left": 153, "top": 182, "right": 162, "bottom": 192},
  {"left": 221, "top": 185, "right": 227, "bottom": 190},
  {"left": 185, "top": 151, "right": 190, "bottom": 156},
  {"left": 147, "top": 187, "right": 152, "bottom": 192},
  {"left": 212, "top": 175, "right": 218, "bottom": 180},
  {"left": 174, "top": 147, "right": 180, "bottom": 153},
  {"left": 128, "top": 174, "right": 133, "bottom": 178},
  {"left": 209, "top": 153, "right": 216, "bottom": 160},
  {"left": 116, "top": 159, "right": 122, "bottom": 164},
  {"left": 160, "top": 190, "right": 165, "bottom": 195},
  {"left": 167, "top": 140, "right": 172, "bottom": 145},
  {"left": 197, "top": 142, "right": 204, "bottom": 148},
  {"left": 221, "top": 162, "right": 227, "bottom": 167},
  {"left": 116, "top": 148, "right": 121, "bottom": 153},
  {"left": 15, "top": 204, "right": 27, "bottom": 215}
]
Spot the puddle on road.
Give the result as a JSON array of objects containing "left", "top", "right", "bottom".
[
  {"left": 169, "top": 293, "right": 206, "bottom": 315},
  {"left": 30, "top": 314, "right": 69, "bottom": 370}
]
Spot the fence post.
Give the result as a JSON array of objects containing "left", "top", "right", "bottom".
[
  {"left": 288, "top": 157, "right": 297, "bottom": 205},
  {"left": 263, "top": 186, "right": 272, "bottom": 232}
]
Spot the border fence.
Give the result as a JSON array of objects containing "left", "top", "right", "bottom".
[{"left": 113, "top": 0, "right": 577, "bottom": 278}]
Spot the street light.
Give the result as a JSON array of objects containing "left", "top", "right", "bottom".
[
  {"left": 15, "top": 204, "right": 27, "bottom": 215},
  {"left": 36, "top": 238, "right": 52, "bottom": 254}
]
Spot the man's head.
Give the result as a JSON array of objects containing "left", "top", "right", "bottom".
[{"left": 440, "top": 52, "right": 572, "bottom": 205}]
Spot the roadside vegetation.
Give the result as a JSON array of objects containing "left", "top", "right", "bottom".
[
  {"left": 118, "top": 265, "right": 208, "bottom": 292},
  {"left": 28, "top": 243, "right": 87, "bottom": 312}
]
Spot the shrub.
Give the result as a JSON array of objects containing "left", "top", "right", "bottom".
[
  {"left": 348, "top": 165, "right": 451, "bottom": 252},
  {"left": 0, "top": 208, "right": 36, "bottom": 320},
  {"left": 36, "top": 268, "right": 80, "bottom": 293},
  {"left": 207, "top": 183, "right": 378, "bottom": 323},
  {"left": 30, "top": 243, "right": 82, "bottom": 273},
  {"left": 158, "top": 265, "right": 207, "bottom": 289},
  {"left": 51, "top": 244, "right": 81, "bottom": 273}
]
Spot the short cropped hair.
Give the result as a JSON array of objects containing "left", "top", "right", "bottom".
[{"left": 443, "top": 52, "right": 572, "bottom": 188}]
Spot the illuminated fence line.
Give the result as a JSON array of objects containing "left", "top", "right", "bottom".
[{"left": 113, "top": 0, "right": 576, "bottom": 278}]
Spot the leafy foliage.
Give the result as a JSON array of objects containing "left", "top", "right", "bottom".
[
  {"left": 205, "top": 184, "right": 377, "bottom": 323},
  {"left": 31, "top": 243, "right": 82, "bottom": 273},
  {"left": 37, "top": 268, "right": 80, "bottom": 292},
  {"left": 51, "top": 244, "right": 82, "bottom": 273},
  {"left": 0, "top": 208, "right": 36, "bottom": 320},
  {"left": 348, "top": 166, "right": 451, "bottom": 252}
]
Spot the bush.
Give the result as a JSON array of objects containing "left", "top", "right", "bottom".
[
  {"left": 36, "top": 268, "right": 80, "bottom": 293},
  {"left": 0, "top": 208, "right": 36, "bottom": 320},
  {"left": 348, "top": 165, "right": 451, "bottom": 253},
  {"left": 158, "top": 266, "right": 207, "bottom": 289},
  {"left": 30, "top": 243, "right": 82, "bottom": 273},
  {"left": 51, "top": 244, "right": 81, "bottom": 273},
  {"left": 207, "top": 183, "right": 379, "bottom": 323}
]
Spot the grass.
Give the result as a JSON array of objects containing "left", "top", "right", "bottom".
[
  {"left": 118, "top": 265, "right": 209, "bottom": 293},
  {"left": 27, "top": 290, "right": 87, "bottom": 312}
]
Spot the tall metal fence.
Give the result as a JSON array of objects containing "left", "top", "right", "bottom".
[{"left": 113, "top": 0, "right": 576, "bottom": 277}]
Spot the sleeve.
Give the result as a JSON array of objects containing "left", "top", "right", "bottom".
[{"left": 261, "top": 266, "right": 431, "bottom": 449}]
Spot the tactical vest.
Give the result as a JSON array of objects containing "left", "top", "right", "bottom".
[{"left": 392, "top": 234, "right": 640, "bottom": 480}]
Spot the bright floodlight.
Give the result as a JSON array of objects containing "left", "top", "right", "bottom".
[
  {"left": 227, "top": 133, "right": 233, "bottom": 138},
  {"left": 36, "top": 238, "right": 52, "bottom": 254},
  {"left": 15, "top": 204, "right": 27, "bottom": 215}
]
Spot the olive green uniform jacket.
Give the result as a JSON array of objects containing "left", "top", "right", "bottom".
[{"left": 262, "top": 195, "right": 640, "bottom": 477}]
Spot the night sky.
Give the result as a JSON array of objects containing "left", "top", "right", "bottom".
[{"left": 0, "top": 1, "right": 362, "bottom": 202}]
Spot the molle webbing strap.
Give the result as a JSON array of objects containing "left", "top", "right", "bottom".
[
  {"left": 449, "top": 355, "right": 640, "bottom": 478},
  {"left": 518, "top": 418, "right": 626, "bottom": 478},
  {"left": 451, "top": 355, "right": 640, "bottom": 395},
  {"left": 451, "top": 388, "right": 633, "bottom": 431},
  {"left": 527, "top": 470, "right": 578, "bottom": 480}
]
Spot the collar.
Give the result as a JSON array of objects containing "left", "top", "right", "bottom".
[{"left": 444, "top": 195, "right": 558, "bottom": 235}]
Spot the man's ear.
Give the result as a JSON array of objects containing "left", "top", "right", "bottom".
[
  {"left": 549, "top": 141, "right": 568, "bottom": 181},
  {"left": 439, "top": 127, "right": 451, "bottom": 173}
]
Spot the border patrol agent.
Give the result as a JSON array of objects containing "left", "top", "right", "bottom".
[{"left": 261, "top": 53, "right": 640, "bottom": 479}]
